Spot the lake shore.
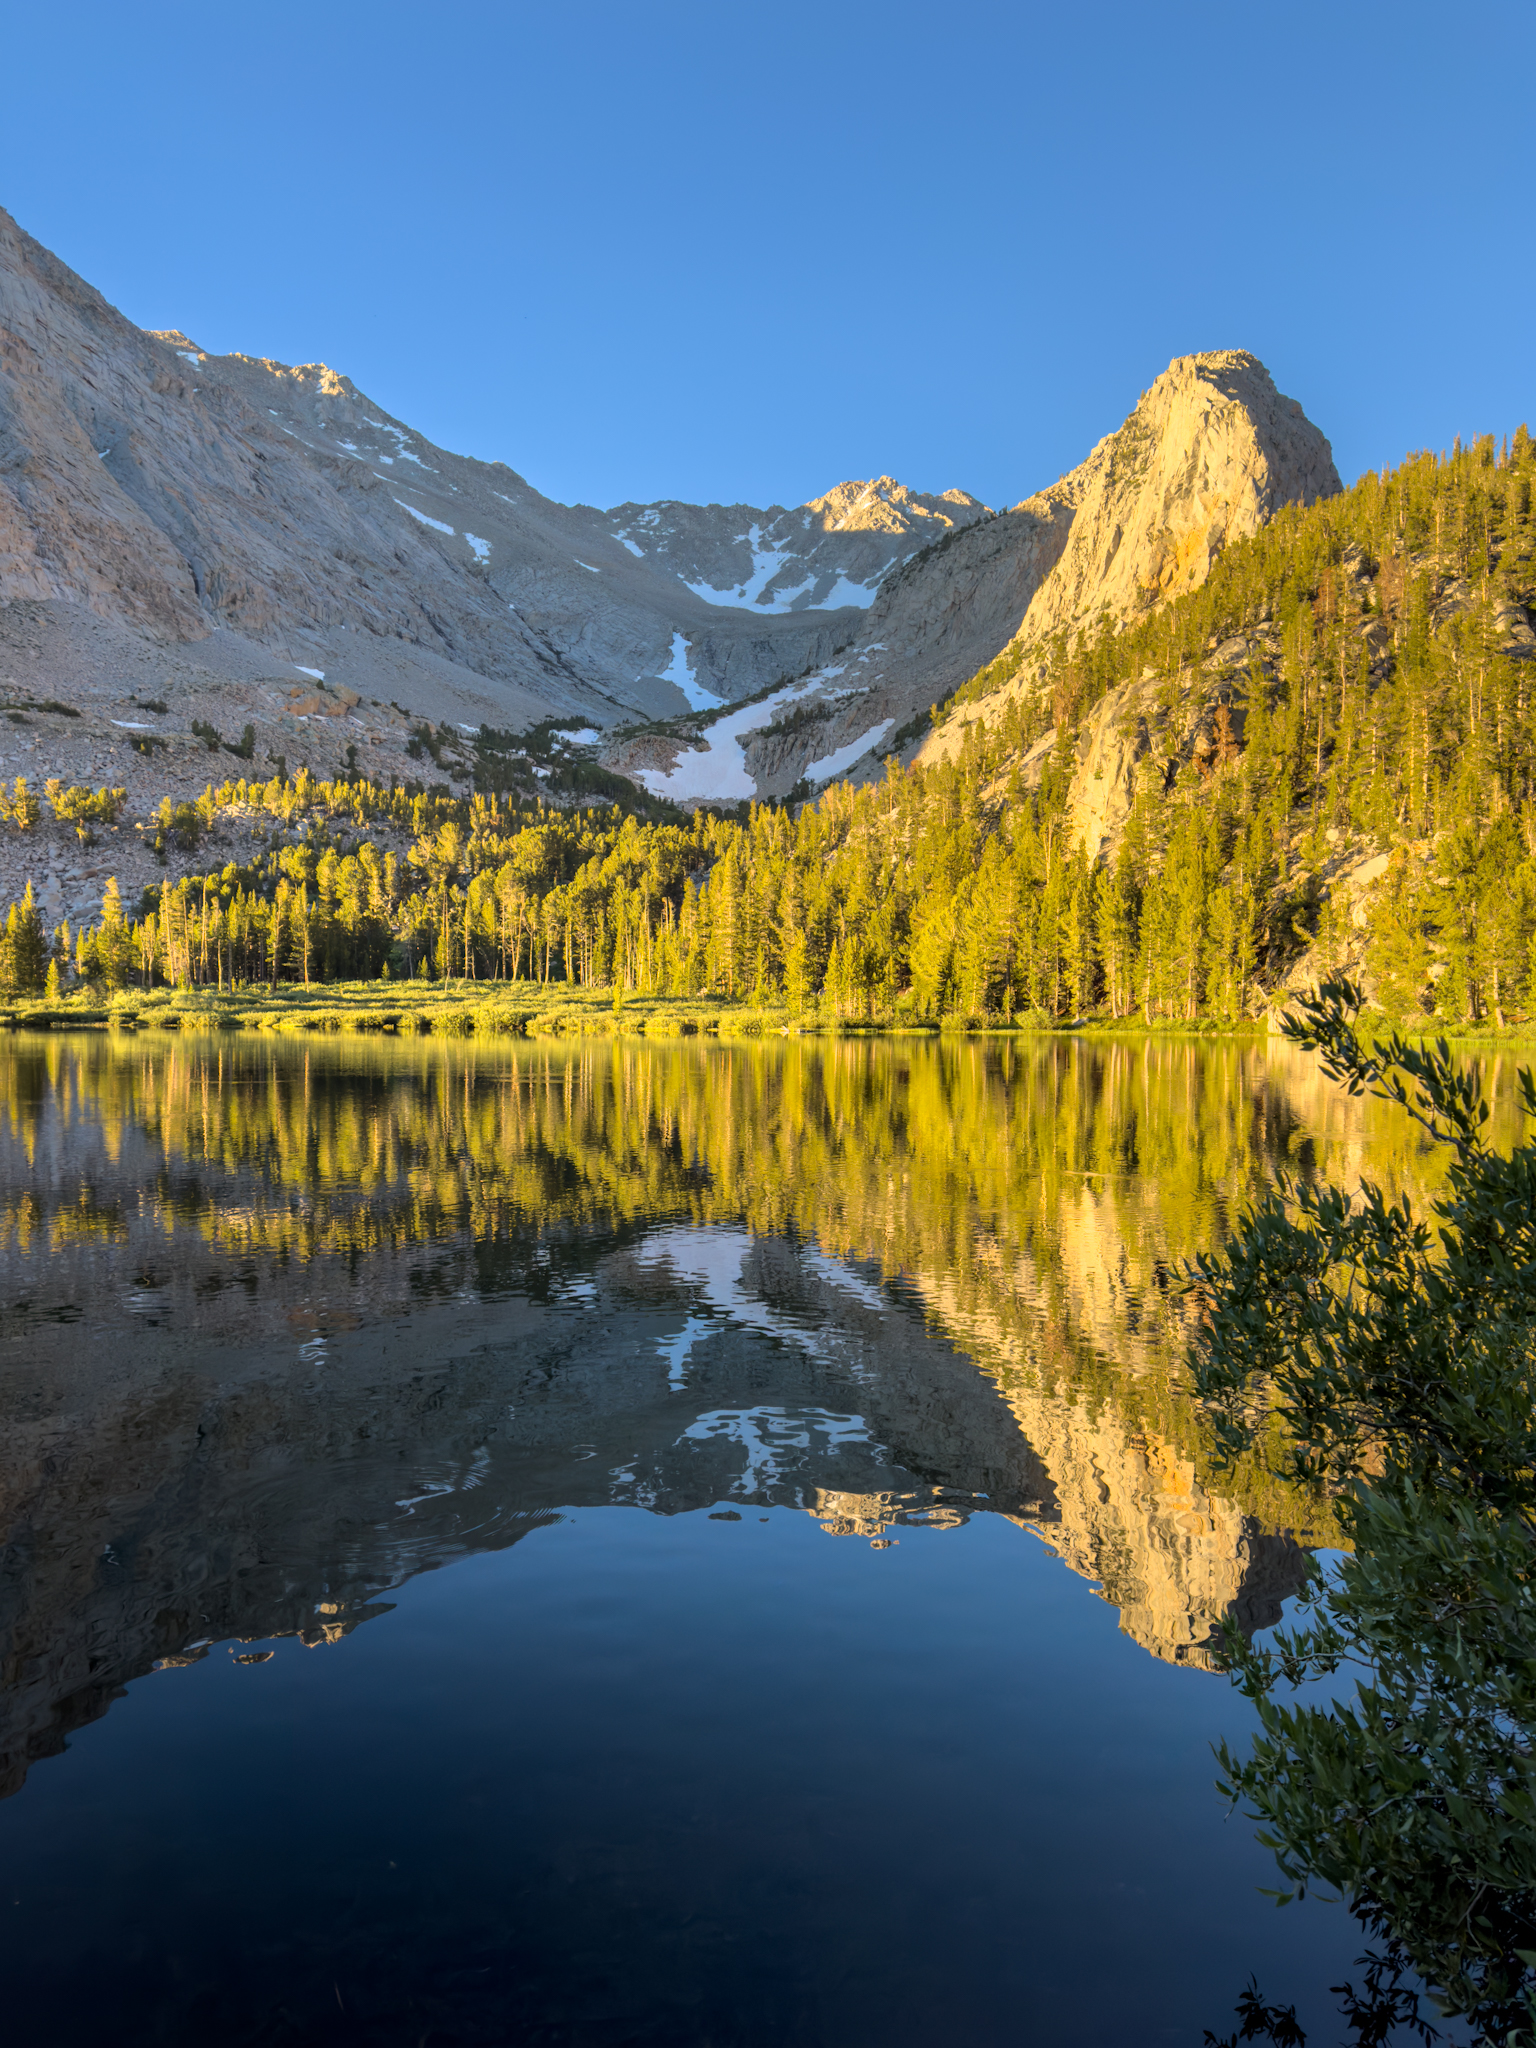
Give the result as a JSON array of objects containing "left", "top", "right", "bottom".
[{"left": 3, "top": 983, "right": 1534, "bottom": 1045}]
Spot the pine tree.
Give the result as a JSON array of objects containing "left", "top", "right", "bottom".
[{"left": 4, "top": 886, "right": 48, "bottom": 994}]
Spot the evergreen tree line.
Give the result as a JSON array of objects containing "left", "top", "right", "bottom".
[{"left": 8, "top": 429, "right": 1536, "bottom": 1023}]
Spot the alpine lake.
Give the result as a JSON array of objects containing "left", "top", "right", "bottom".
[{"left": 0, "top": 1027, "right": 1517, "bottom": 2046}]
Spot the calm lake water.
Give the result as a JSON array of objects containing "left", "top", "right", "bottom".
[{"left": 0, "top": 1030, "right": 1500, "bottom": 2046}]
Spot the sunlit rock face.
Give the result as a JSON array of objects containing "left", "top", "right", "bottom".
[
  {"left": 1015, "top": 351, "right": 1340, "bottom": 645},
  {"left": 912, "top": 352, "right": 1339, "bottom": 775}
]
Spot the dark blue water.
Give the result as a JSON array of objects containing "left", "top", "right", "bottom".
[
  {"left": 0, "top": 1034, "right": 1364, "bottom": 2044},
  {"left": 0, "top": 1509, "right": 1358, "bottom": 2047}
]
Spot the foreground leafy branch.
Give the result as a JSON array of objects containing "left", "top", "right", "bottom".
[{"left": 1190, "top": 982, "right": 1536, "bottom": 2041}]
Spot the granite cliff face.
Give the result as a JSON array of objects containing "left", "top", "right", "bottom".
[
  {"left": 1014, "top": 350, "right": 1340, "bottom": 646},
  {"left": 912, "top": 352, "right": 1339, "bottom": 775}
]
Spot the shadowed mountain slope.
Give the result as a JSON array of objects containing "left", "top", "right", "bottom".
[{"left": 0, "top": 209, "right": 985, "bottom": 738}]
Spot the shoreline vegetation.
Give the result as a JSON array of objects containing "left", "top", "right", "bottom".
[
  {"left": 3, "top": 981, "right": 1535, "bottom": 1045},
  {"left": 1197, "top": 986, "right": 1536, "bottom": 2039}
]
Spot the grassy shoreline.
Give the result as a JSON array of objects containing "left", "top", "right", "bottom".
[{"left": 3, "top": 981, "right": 1534, "bottom": 1048}]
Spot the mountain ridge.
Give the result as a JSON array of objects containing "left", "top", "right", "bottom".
[
  {"left": 0, "top": 205, "right": 987, "bottom": 747},
  {"left": 1, "top": 205, "right": 1335, "bottom": 830}
]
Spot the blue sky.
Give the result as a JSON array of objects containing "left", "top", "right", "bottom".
[{"left": 4, "top": 1, "right": 1532, "bottom": 513}]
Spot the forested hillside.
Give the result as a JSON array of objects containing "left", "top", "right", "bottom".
[{"left": 5, "top": 431, "right": 1535, "bottom": 1028}]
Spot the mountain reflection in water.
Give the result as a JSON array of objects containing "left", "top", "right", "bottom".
[
  {"left": 0, "top": 1026, "right": 1483, "bottom": 1803},
  {"left": 0, "top": 1029, "right": 1492, "bottom": 2045}
]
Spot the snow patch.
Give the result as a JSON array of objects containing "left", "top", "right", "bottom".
[
  {"left": 395, "top": 500, "right": 454, "bottom": 535},
  {"left": 818, "top": 564, "right": 894, "bottom": 610},
  {"left": 805, "top": 719, "right": 895, "bottom": 783},
  {"left": 682, "top": 527, "right": 894, "bottom": 613},
  {"left": 574, "top": 560, "right": 601, "bottom": 574},
  {"left": 371, "top": 421, "right": 431, "bottom": 468},
  {"left": 659, "top": 633, "right": 721, "bottom": 713},
  {"left": 464, "top": 533, "right": 491, "bottom": 561},
  {"left": 683, "top": 523, "right": 799, "bottom": 610},
  {"left": 616, "top": 535, "right": 644, "bottom": 556},
  {"left": 176, "top": 350, "right": 199, "bottom": 364},
  {"left": 635, "top": 678, "right": 815, "bottom": 802},
  {"left": 294, "top": 666, "right": 325, "bottom": 680}
]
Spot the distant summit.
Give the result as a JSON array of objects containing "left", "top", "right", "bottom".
[{"left": 804, "top": 477, "right": 989, "bottom": 536}]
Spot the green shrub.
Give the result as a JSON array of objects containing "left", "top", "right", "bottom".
[{"left": 1194, "top": 982, "right": 1536, "bottom": 2040}]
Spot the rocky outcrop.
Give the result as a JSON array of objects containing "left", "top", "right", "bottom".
[
  {"left": 1018, "top": 351, "right": 1339, "bottom": 645},
  {"left": 1062, "top": 632, "right": 1259, "bottom": 859},
  {"left": 913, "top": 353, "right": 1338, "bottom": 778}
]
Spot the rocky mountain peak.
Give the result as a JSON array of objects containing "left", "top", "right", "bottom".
[
  {"left": 147, "top": 328, "right": 205, "bottom": 356},
  {"left": 803, "top": 477, "right": 988, "bottom": 537},
  {"left": 1011, "top": 348, "right": 1340, "bottom": 646}
]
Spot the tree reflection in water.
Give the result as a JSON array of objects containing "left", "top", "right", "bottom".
[{"left": 0, "top": 1026, "right": 1496, "bottom": 1805}]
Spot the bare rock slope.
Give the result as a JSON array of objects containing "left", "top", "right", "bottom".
[{"left": 0, "top": 206, "right": 988, "bottom": 778}]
